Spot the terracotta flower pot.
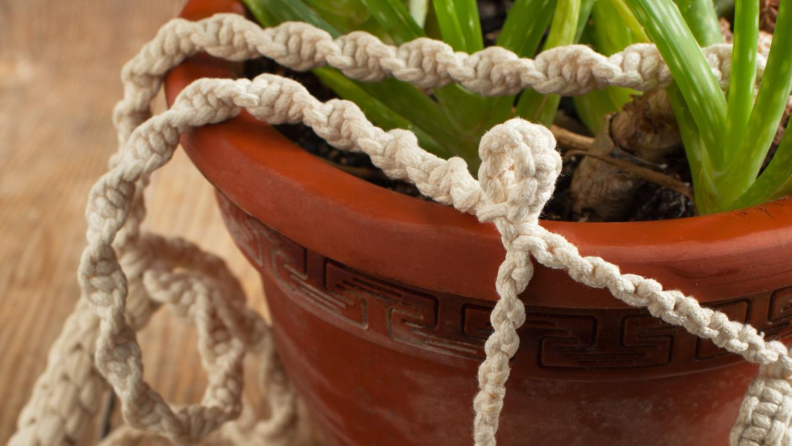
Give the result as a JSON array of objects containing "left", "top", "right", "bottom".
[{"left": 166, "top": 1, "right": 792, "bottom": 444}]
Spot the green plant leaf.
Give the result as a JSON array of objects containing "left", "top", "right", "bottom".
[
  {"left": 723, "top": 0, "right": 759, "bottom": 161},
  {"left": 488, "top": 0, "right": 559, "bottom": 129},
  {"left": 355, "top": 78, "right": 475, "bottom": 153},
  {"left": 244, "top": 0, "right": 473, "bottom": 161},
  {"left": 761, "top": 129, "right": 792, "bottom": 202},
  {"left": 715, "top": 0, "right": 736, "bottom": 15},
  {"left": 672, "top": 0, "right": 723, "bottom": 46},
  {"left": 716, "top": 0, "right": 792, "bottom": 205},
  {"left": 243, "top": 0, "right": 339, "bottom": 37},
  {"left": 668, "top": 84, "right": 721, "bottom": 213},
  {"left": 627, "top": 0, "right": 727, "bottom": 168},
  {"left": 313, "top": 68, "right": 452, "bottom": 158},
  {"left": 575, "top": 0, "right": 597, "bottom": 42},
  {"left": 432, "top": 0, "right": 483, "bottom": 53},
  {"left": 515, "top": 0, "right": 581, "bottom": 125},
  {"left": 354, "top": 0, "right": 488, "bottom": 161},
  {"left": 571, "top": 6, "right": 639, "bottom": 134},
  {"left": 729, "top": 122, "right": 792, "bottom": 209},
  {"left": 609, "top": 0, "right": 651, "bottom": 42},
  {"left": 358, "top": 0, "right": 423, "bottom": 43},
  {"left": 408, "top": 0, "right": 430, "bottom": 28},
  {"left": 302, "top": 0, "right": 370, "bottom": 33},
  {"left": 497, "top": 0, "right": 557, "bottom": 56},
  {"left": 593, "top": 0, "right": 640, "bottom": 54},
  {"left": 573, "top": 90, "right": 617, "bottom": 134}
]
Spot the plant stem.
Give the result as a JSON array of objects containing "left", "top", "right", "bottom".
[
  {"left": 723, "top": 0, "right": 759, "bottom": 162},
  {"left": 715, "top": 0, "right": 792, "bottom": 205},
  {"left": 573, "top": 90, "right": 618, "bottom": 135},
  {"left": 730, "top": 120, "right": 792, "bottom": 208},
  {"left": 668, "top": 84, "right": 720, "bottom": 212}
]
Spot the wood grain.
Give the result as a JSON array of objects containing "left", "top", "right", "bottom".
[{"left": 0, "top": 0, "right": 269, "bottom": 443}]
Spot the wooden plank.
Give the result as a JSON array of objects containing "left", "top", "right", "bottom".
[{"left": 0, "top": 0, "right": 271, "bottom": 442}]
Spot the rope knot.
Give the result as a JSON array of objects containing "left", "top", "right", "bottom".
[
  {"left": 476, "top": 119, "right": 561, "bottom": 226},
  {"left": 427, "top": 156, "right": 482, "bottom": 213}
]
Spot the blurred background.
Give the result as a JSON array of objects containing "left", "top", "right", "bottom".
[{"left": 0, "top": 1, "right": 268, "bottom": 443}]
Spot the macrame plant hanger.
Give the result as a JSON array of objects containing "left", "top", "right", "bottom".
[{"left": 10, "top": 13, "right": 791, "bottom": 446}]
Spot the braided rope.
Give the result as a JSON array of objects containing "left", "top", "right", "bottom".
[
  {"left": 12, "top": 12, "right": 791, "bottom": 446},
  {"left": 113, "top": 13, "right": 769, "bottom": 150}
]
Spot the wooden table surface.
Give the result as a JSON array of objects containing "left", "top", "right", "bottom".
[{"left": 0, "top": 1, "right": 271, "bottom": 443}]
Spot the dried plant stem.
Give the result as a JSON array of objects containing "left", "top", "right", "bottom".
[
  {"left": 550, "top": 125, "right": 594, "bottom": 152},
  {"left": 566, "top": 150, "right": 694, "bottom": 201},
  {"left": 569, "top": 90, "right": 684, "bottom": 220}
]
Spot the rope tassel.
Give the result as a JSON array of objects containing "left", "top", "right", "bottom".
[{"left": 11, "top": 13, "right": 791, "bottom": 446}]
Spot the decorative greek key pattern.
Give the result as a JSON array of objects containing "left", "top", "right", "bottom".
[{"left": 219, "top": 193, "right": 792, "bottom": 376}]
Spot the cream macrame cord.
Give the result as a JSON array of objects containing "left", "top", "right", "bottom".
[{"left": 11, "top": 13, "right": 792, "bottom": 446}]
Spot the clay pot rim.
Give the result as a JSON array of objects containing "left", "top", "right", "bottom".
[{"left": 165, "top": 0, "right": 792, "bottom": 306}]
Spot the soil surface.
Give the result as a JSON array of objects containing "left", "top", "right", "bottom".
[
  {"left": 243, "top": 1, "right": 698, "bottom": 222},
  {"left": 244, "top": 58, "right": 427, "bottom": 200}
]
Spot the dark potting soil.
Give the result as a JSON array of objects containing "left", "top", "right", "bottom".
[
  {"left": 629, "top": 149, "right": 696, "bottom": 221},
  {"left": 243, "top": 58, "right": 428, "bottom": 200},
  {"left": 242, "top": 1, "right": 696, "bottom": 222}
]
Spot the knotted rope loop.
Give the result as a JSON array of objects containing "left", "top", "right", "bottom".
[
  {"left": 477, "top": 121, "right": 561, "bottom": 226},
  {"left": 471, "top": 121, "right": 562, "bottom": 446},
  {"left": 75, "top": 78, "right": 298, "bottom": 444}
]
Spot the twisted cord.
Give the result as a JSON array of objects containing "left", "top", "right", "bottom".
[
  {"left": 10, "top": 300, "right": 107, "bottom": 446},
  {"left": 95, "top": 73, "right": 792, "bottom": 444},
  {"left": 10, "top": 229, "right": 297, "bottom": 445},
  {"left": 9, "top": 239, "right": 160, "bottom": 446},
  {"left": 13, "top": 12, "right": 790, "bottom": 446},
  {"left": 112, "top": 13, "right": 768, "bottom": 155}
]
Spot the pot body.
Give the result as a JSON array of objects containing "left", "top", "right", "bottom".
[
  {"left": 217, "top": 191, "right": 791, "bottom": 446},
  {"left": 168, "top": 1, "right": 792, "bottom": 444}
]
